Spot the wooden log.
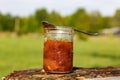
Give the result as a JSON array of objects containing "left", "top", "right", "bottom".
[{"left": 2, "top": 67, "right": 120, "bottom": 80}]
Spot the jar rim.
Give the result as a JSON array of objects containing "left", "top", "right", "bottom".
[{"left": 44, "top": 26, "right": 73, "bottom": 30}]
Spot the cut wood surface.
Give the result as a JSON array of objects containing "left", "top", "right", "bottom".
[{"left": 3, "top": 67, "right": 120, "bottom": 80}]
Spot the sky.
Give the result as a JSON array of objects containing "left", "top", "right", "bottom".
[{"left": 0, "top": 0, "right": 120, "bottom": 17}]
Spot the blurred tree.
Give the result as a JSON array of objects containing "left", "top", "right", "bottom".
[
  {"left": 20, "top": 17, "right": 28, "bottom": 34},
  {"left": 0, "top": 13, "right": 14, "bottom": 31},
  {"left": 26, "top": 16, "right": 38, "bottom": 32},
  {"left": 89, "top": 11, "right": 103, "bottom": 32},
  {"left": 34, "top": 8, "right": 49, "bottom": 33},
  {"left": 112, "top": 9, "right": 120, "bottom": 27},
  {"left": 35, "top": 8, "right": 48, "bottom": 22},
  {"left": 101, "top": 17, "right": 111, "bottom": 29},
  {"left": 20, "top": 16, "right": 38, "bottom": 34},
  {"left": 47, "top": 11, "right": 64, "bottom": 26},
  {"left": 14, "top": 16, "right": 20, "bottom": 36},
  {"left": 1, "top": 8, "right": 120, "bottom": 38},
  {"left": 69, "top": 8, "right": 90, "bottom": 40},
  {"left": 62, "top": 16, "right": 71, "bottom": 26},
  {"left": 0, "top": 12, "right": 3, "bottom": 31}
]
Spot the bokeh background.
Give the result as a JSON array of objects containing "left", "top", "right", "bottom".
[{"left": 0, "top": 0, "right": 120, "bottom": 78}]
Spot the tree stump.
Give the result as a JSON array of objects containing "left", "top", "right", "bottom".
[{"left": 3, "top": 66, "right": 120, "bottom": 80}]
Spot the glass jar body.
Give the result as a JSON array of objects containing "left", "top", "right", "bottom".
[{"left": 43, "top": 27, "right": 74, "bottom": 73}]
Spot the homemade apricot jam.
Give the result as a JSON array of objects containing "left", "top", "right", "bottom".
[{"left": 43, "top": 27, "right": 74, "bottom": 73}]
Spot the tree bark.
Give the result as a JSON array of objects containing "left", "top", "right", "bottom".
[{"left": 3, "top": 66, "right": 120, "bottom": 80}]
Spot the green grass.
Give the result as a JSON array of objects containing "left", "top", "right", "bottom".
[
  {"left": 74, "top": 37, "right": 120, "bottom": 67},
  {"left": 0, "top": 36, "right": 120, "bottom": 78}
]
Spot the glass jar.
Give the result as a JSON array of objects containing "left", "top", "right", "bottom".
[{"left": 43, "top": 27, "right": 74, "bottom": 73}]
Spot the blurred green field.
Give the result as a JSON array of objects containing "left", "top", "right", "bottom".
[{"left": 0, "top": 36, "right": 120, "bottom": 78}]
